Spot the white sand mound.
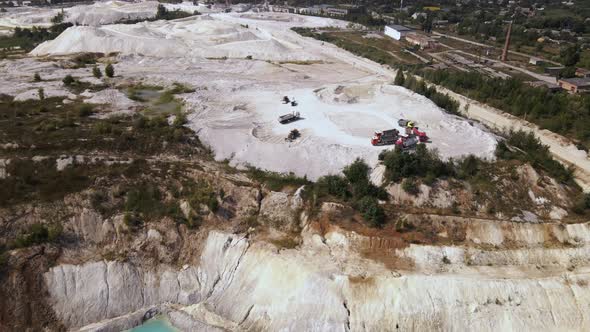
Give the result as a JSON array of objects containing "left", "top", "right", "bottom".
[
  {"left": 31, "top": 15, "right": 321, "bottom": 61},
  {"left": 0, "top": 7, "right": 59, "bottom": 29},
  {"left": 0, "top": 1, "right": 212, "bottom": 30},
  {"left": 66, "top": 1, "right": 158, "bottom": 26}
]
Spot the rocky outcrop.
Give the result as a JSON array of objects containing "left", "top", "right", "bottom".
[
  {"left": 258, "top": 190, "right": 303, "bottom": 232},
  {"left": 69, "top": 209, "right": 115, "bottom": 245}
]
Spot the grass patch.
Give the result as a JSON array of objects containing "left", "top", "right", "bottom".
[{"left": 246, "top": 167, "right": 311, "bottom": 191}]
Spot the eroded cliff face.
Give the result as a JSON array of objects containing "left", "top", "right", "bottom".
[
  {"left": 44, "top": 231, "right": 249, "bottom": 329},
  {"left": 44, "top": 220, "right": 590, "bottom": 332}
]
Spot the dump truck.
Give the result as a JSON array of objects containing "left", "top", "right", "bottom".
[
  {"left": 398, "top": 119, "right": 414, "bottom": 128},
  {"left": 278, "top": 111, "right": 301, "bottom": 124},
  {"left": 395, "top": 135, "right": 420, "bottom": 150},
  {"left": 371, "top": 129, "right": 400, "bottom": 146},
  {"left": 411, "top": 127, "right": 429, "bottom": 142},
  {"left": 404, "top": 126, "right": 429, "bottom": 142},
  {"left": 285, "top": 129, "right": 301, "bottom": 142}
]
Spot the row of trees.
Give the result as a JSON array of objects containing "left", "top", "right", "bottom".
[
  {"left": 418, "top": 69, "right": 590, "bottom": 149},
  {"left": 394, "top": 70, "right": 459, "bottom": 115}
]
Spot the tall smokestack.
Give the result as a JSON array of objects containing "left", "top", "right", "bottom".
[{"left": 501, "top": 21, "right": 512, "bottom": 62}]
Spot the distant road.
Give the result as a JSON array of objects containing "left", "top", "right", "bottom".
[{"left": 432, "top": 31, "right": 562, "bottom": 66}]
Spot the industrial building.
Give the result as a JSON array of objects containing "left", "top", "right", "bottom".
[
  {"left": 557, "top": 78, "right": 590, "bottom": 93},
  {"left": 384, "top": 25, "right": 412, "bottom": 40}
]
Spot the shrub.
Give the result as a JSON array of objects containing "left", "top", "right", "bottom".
[
  {"left": 572, "top": 193, "right": 590, "bottom": 215},
  {"left": 402, "top": 178, "right": 420, "bottom": 195},
  {"left": 51, "top": 11, "right": 64, "bottom": 24},
  {"left": 173, "top": 112, "right": 187, "bottom": 128},
  {"left": 125, "top": 184, "right": 163, "bottom": 216},
  {"left": 92, "top": 121, "right": 113, "bottom": 134},
  {"left": 12, "top": 223, "right": 60, "bottom": 248},
  {"left": 78, "top": 104, "right": 94, "bottom": 117},
  {"left": 456, "top": 155, "right": 482, "bottom": 180},
  {"left": 34, "top": 72, "right": 41, "bottom": 82},
  {"left": 496, "top": 130, "right": 574, "bottom": 184},
  {"left": 92, "top": 66, "right": 102, "bottom": 78},
  {"left": 343, "top": 158, "right": 370, "bottom": 184},
  {"left": 316, "top": 175, "right": 350, "bottom": 199},
  {"left": 246, "top": 167, "right": 310, "bottom": 191},
  {"left": 105, "top": 63, "right": 114, "bottom": 78},
  {"left": 394, "top": 70, "right": 405, "bottom": 86},
  {"left": 123, "top": 212, "right": 142, "bottom": 228},
  {"left": 356, "top": 196, "right": 385, "bottom": 227},
  {"left": 188, "top": 182, "right": 219, "bottom": 213},
  {"left": 62, "top": 74, "right": 75, "bottom": 86}
]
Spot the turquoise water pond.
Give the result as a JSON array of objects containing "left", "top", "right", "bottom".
[{"left": 129, "top": 317, "right": 178, "bottom": 332}]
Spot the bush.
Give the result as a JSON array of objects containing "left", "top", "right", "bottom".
[
  {"left": 92, "top": 66, "right": 102, "bottom": 78},
  {"left": 105, "top": 63, "right": 114, "bottom": 78},
  {"left": 456, "top": 155, "right": 482, "bottom": 180},
  {"left": 316, "top": 175, "right": 350, "bottom": 199},
  {"left": 394, "top": 70, "right": 405, "bottom": 86},
  {"left": 343, "top": 158, "right": 370, "bottom": 184},
  {"left": 78, "top": 104, "right": 94, "bottom": 117},
  {"left": 51, "top": 11, "right": 64, "bottom": 24},
  {"left": 247, "top": 167, "right": 311, "bottom": 191},
  {"left": 173, "top": 112, "right": 187, "bottom": 128},
  {"left": 572, "top": 193, "right": 590, "bottom": 215},
  {"left": 12, "top": 223, "right": 61, "bottom": 248},
  {"left": 402, "top": 178, "right": 420, "bottom": 195},
  {"left": 92, "top": 121, "right": 113, "bottom": 134},
  {"left": 383, "top": 145, "right": 453, "bottom": 183},
  {"left": 496, "top": 130, "right": 574, "bottom": 184},
  {"left": 125, "top": 183, "right": 163, "bottom": 216},
  {"left": 188, "top": 181, "right": 219, "bottom": 213},
  {"left": 62, "top": 74, "right": 75, "bottom": 86},
  {"left": 123, "top": 212, "right": 142, "bottom": 229},
  {"left": 311, "top": 158, "right": 388, "bottom": 227},
  {"left": 356, "top": 196, "right": 385, "bottom": 227},
  {"left": 34, "top": 72, "right": 41, "bottom": 82}
]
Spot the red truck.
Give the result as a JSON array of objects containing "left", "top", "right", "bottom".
[{"left": 371, "top": 129, "right": 400, "bottom": 146}]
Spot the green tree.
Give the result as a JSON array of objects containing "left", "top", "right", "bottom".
[
  {"left": 105, "top": 63, "right": 115, "bottom": 78},
  {"left": 316, "top": 175, "right": 349, "bottom": 199},
  {"left": 560, "top": 45, "right": 580, "bottom": 67},
  {"left": 51, "top": 10, "right": 64, "bottom": 24},
  {"left": 394, "top": 70, "right": 405, "bottom": 86},
  {"left": 343, "top": 158, "right": 370, "bottom": 184},
  {"left": 356, "top": 196, "right": 385, "bottom": 227},
  {"left": 62, "top": 74, "right": 74, "bottom": 86},
  {"left": 92, "top": 66, "right": 102, "bottom": 78},
  {"left": 156, "top": 4, "right": 168, "bottom": 19}
]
